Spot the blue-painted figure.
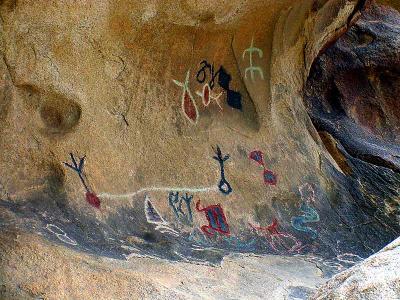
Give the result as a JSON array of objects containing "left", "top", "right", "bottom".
[
  {"left": 212, "top": 145, "right": 233, "bottom": 195},
  {"left": 291, "top": 202, "right": 320, "bottom": 239},
  {"left": 168, "top": 191, "right": 193, "bottom": 225}
]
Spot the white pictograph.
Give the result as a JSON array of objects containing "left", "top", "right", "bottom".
[
  {"left": 144, "top": 195, "right": 179, "bottom": 236},
  {"left": 46, "top": 224, "right": 78, "bottom": 246},
  {"left": 98, "top": 185, "right": 218, "bottom": 200}
]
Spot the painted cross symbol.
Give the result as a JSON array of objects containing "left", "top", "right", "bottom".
[
  {"left": 196, "top": 199, "right": 230, "bottom": 237},
  {"left": 168, "top": 191, "right": 193, "bottom": 225},
  {"left": 242, "top": 36, "right": 264, "bottom": 81},
  {"left": 213, "top": 145, "right": 233, "bottom": 195},
  {"left": 64, "top": 153, "right": 101, "bottom": 208},
  {"left": 249, "top": 150, "right": 277, "bottom": 186},
  {"left": 173, "top": 70, "right": 199, "bottom": 125}
]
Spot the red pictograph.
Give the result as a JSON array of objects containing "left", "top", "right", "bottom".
[
  {"left": 173, "top": 70, "right": 199, "bottom": 125},
  {"left": 183, "top": 89, "right": 198, "bottom": 123},
  {"left": 249, "top": 218, "right": 302, "bottom": 253},
  {"left": 196, "top": 199, "right": 230, "bottom": 237},
  {"left": 249, "top": 150, "right": 277, "bottom": 186},
  {"left": 202, "top": 84, "right": 211, "bottom": 106},
  {"left": 86, "top": 192, "right": 101, "bottom": 209},
  {"left": 196, "top": 83, "right": 223, "bottom": 111}
]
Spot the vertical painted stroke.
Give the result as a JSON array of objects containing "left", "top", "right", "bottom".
[{"left": 168, "top": 191, "right": 193, "bottom": 225}]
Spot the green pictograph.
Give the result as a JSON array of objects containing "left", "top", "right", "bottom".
[{"left": 242, "top": 36, "right": 264, "bottom": 81}]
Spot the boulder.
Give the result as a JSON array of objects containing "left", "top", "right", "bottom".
[{"left": 311, "top": 237, "right": 400, "bottom": 300}]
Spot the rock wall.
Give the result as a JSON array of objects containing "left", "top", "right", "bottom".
[
  {"left": 0, "top": 0, "right": 399, "bottom": 293},
  {"left": 378, "top": 0, "right": 400, "bottom": 11},
  {"left": 304, "top": 0, "right": 400, "bottom": 255}
]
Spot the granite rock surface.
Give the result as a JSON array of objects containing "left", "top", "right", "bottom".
[{"left": 0, "top": 0, "right": 399, "bottom": 299}]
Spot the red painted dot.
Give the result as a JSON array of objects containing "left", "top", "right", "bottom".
[
  {"left": 249, "top": 150, "right": 264, "bottom": 165},
  {"left": 263, "top": 170, "right": 277, "bottom": 185},
  {"left": 86, "top": 192, "right": 101, "bottom": 208}
]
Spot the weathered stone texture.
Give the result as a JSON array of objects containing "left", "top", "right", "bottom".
[
  {"left": 0, "top": 0, "right": 399, "bottom": 299},
  {"left": 311, "top": 237, "right": 400, "bottom": 300}
]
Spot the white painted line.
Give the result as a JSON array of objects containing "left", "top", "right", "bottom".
[{"left": 98, "top": 186, "right": 218, "bottom": 199}]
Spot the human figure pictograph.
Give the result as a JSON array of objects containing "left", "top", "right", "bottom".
[
  {"left": 213, "top": 145, "right": 233, "bottom": 195},
  {"left": 242, "top": 36, "right": 264, "bottom": 81},
  {"left": 64, "top": 153, "right": 101, "bottom": 208}
]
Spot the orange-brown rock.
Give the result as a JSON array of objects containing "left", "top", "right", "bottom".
[{"left": 0, "top": 0, "right": 399, "bottom": 299}]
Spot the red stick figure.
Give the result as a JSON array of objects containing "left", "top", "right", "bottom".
[
  {"left": 196, "top": 199, "right": 230, "bottom": 237},
  {"left": 249, "top": 219, "right": 302, "bottom": 253},
  {"left": 249, "top": 150, "right": 277, "bottom": 186}
]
